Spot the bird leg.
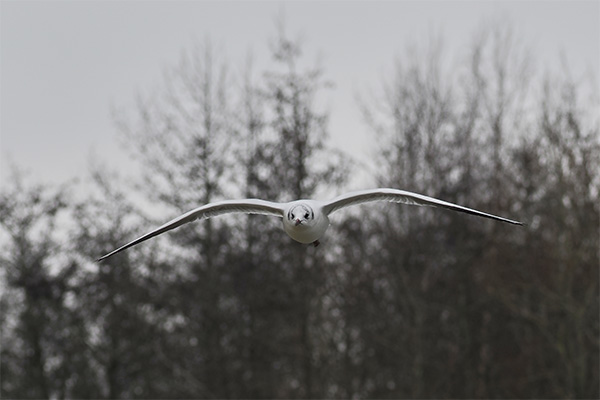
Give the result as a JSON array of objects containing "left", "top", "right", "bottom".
[{"left": 312, "top": 240, "right": 320, "bottom": 248}]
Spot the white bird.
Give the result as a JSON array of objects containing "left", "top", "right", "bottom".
[{"left": 97, "top": 188, "right": 523, "bottom": 261}]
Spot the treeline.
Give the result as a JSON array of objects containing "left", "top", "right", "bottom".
[{"left": 1, "top": 24, "right": 598, "bottom": 399}]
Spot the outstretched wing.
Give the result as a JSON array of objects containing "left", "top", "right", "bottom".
[
  {"left": 97, "top": 199, "right": 284, "bottom": 261},
  {"left": 323, "top": 188, "right": 523, "bottom": 225}
]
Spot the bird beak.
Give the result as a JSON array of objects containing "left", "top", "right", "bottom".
[{"left": 295, "top": 219, "right": 302, "bottom": 226}]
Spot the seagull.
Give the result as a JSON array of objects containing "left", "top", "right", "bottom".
[{"left": 97, "top": 188, "right": 523, "bottom": 261}]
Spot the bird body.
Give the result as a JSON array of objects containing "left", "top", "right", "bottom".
[
  {"left": 97, "top": 188, "right": 523, "bottom": 261},
  {"left": 282, "top": 200, "right": 330, "bottom": 244}
]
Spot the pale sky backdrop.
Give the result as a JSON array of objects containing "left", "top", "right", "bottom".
[{"left": 1, "top": 1, "right": 599, "bottom": 191}]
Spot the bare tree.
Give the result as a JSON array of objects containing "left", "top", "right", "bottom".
[
  {"left": 0, "top": 170, "right": 77, "bottom": 398},
  {"left": 112, "top": 39, "right": 239, "bottom": 397},
  {"left": 358, "top": 21, "right": 598, "bottom": 398}
]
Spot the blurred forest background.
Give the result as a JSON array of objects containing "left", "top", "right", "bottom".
[{"left": 1, "top": 20, "right": 598, "bottom": 399}]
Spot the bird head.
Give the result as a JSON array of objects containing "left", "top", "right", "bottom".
[{"left": 287, "top": 204, "right": 314, "bottom": 227}]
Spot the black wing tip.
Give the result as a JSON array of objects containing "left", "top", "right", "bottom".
[
  {"left": 502, "top": 218, "right": 525, "bottom": 226},
  {"left": 96, "top": 250, "right": 118, "bottom": 262}
]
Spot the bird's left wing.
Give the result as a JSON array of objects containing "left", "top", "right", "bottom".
[
  {"left": 97, "top": 199, "right": 284, "bottom": 262},
  {"left": 322, "top": 188, "right": 523, "bottom": 225}
]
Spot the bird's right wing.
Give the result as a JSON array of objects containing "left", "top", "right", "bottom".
[
  {"left": 322, "top": 188, "right": 523, "bottom": 225},
  {"left": 97, "top": 199, "right": 284, "bottom": 262}
]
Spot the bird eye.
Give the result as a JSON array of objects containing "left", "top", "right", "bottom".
[
  {"left": 304, "top": 213, "right": 309, "bottom": 219},
  {"left": 291, "top": 213, "right": 295, "bottom": 219}
]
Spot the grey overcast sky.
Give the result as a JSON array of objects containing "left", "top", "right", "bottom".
[{"left": 1, "top": 1, "right": 598, "bottom": 189}]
